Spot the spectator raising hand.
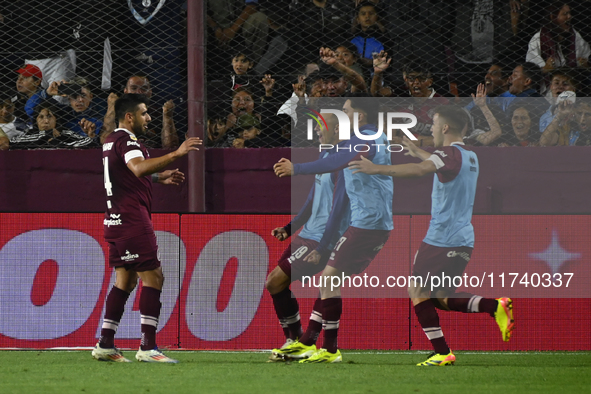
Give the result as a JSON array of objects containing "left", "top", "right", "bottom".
[
  {"left": 260, "top": 74, "right": 275, "bottom": 97},
  {"left": 373, "top": 50, "right": 391, "bottom": 74}
]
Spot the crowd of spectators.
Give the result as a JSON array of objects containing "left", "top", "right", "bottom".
[
  {"left": 205, "top": 0, "right": 591, "bottom": 148},
  {"left": 2, "top": 0, "right": 590, "bottom": 150}
]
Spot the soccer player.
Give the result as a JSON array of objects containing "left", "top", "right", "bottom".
[
  {"left": 349, "top": 105, "right": 514, "bottom": 366},
  {"left": 266, "top": 113, "right": 350, "bottom": 361},
  {"left": 92, "top": 94, "right": 201, "bottom": 363},
  {"left": 274, "top": 96, "right": 393, "bottom": 363}
]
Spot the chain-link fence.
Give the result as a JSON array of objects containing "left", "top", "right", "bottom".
[
  {"left": 1, "top": 1, "right": 590, "bottom": 151},
  {"left": 0, "top": 0, "right": 188, "bottom": 150},
  {"left": 205, "top": 0, "right": 591, "bottom": 148}
]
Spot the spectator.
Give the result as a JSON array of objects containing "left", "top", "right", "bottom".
[
  {"left": 207, "top": 115, "right": 229, "bottom": 147},
  {"left": 465, "top": 83, "right": 504, "bottom": 146},
  {"left": 498, "top": 105, "right": 541, "bottom": 146},
  {"left": 508, "top": 62, "right": 544, "bottom": 97},
  {"left": 351, "top": 2, "right": 387, "bottom": 69},
  {"left": 540, "top": 100, "right": 591, "bottom": 146},
  {"left": 539, "top": 69, "right": 578, "bottom": 132},
  {"left": 276, "top": 62, "right": 321, "bottom": 125},
  {"left": 231, "top": 50, "right": 255, "bottom": 90},
  {"left": 9, "top": 102, "right": 97, "bottom": 149},
  {"left": 526, "top": 2, "right": 590, "bottom": 72},
  {"left": 0, "top": 96, "right": 30, "bottom": 140},
  {"left": 207, "top": 0, "right": 268, "bottom": 63},
  {"left": 389, "top": 58, "right": 449, "bottom": 146},
  {"left": 100, "top": 75, "right": 178, "bottom": 148},
  {"left": 319, "top": 47, "right": 367, "bottom": 94},
  {"left": 288, "top": 0, "right": 353, "bottom": 58},
  {"left": 370, "top": 50, "right": 411, "bottom": 97},
  {"left": 334, "top": 42, "right": 366, "bottom": 84},
  {"left": 221, "top": 87, "right": 281, "bottom": 146},
  {"left": 14, "top": 64, "right": 43, "bottom": 121},
  {"left": 464, "top": 64, "right": 515, "bottom": 145},
  {"left": 231, "top": 113, "right": 273, "bottom": 148},
  {"left": 42, "top": 77, "right": 107, "bottom": 139},
  {"left": 450, "top": 0, "right": 514, "bottom": 96}
]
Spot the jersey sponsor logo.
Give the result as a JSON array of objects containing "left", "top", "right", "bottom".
[
  {"left": 434, "top": 150, "right": 447, "bottom": 157},
  {"left": 103, "top": 218, "right": 122, "bottom": 227},
  {"left": 127, "top": 141, "right": 140, "bottom": 147},
  {"left": 121, "top": 249, "right": 139, "bottom": 261},
  {"left": 103, "top": 142, "right": 114, "bottom": 151},
  {"left": 110, "top": 214, "right": 120, "bottom": 219}
]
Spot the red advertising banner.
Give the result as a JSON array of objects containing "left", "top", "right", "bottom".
[{"left": 0, "top": 213, "right": 589, "bottom": 351}]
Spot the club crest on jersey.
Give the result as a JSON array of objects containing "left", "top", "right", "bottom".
[
  {"left": 129, "top": 134, "right": 138, "bottom": 141},
  {"left": 128, "top": 0, "right": 166, "bottom": 25}
]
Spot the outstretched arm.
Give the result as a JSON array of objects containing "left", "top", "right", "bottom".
[
  {"left": 127, "top": 137, "right": 202, "bottom": 177},
  {"left": 349, "top": 155, "right": 436, "bottom": 178}
]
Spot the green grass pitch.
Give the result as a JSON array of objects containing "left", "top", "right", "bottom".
[{"left": 1, "top": 350, "right": 590, "bottom": 393}]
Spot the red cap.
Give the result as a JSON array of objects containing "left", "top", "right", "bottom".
[{"left": 16, "top": 64, "right": 42, "bottom": 79}]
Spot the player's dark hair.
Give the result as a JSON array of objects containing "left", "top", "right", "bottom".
[
  {"left": 115, "top": 94, "right": 150, "bottom": 122},
  {"left": 434, "top": 105, "right": 469, "bottom": 135},
  {"left": 347, "top": 93, "right": 378, "bottom": 124}
]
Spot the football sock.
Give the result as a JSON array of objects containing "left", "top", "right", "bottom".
[
  {"left": 98, "top": 286, "right": 130, "bottom": 349},
  {"left": 300, "top": 297, "right": 323, "bottom": 346},
  {"left": 321, "top": 297, "right": 342, "bottom": 354},
  {"left": 271, "top": 287, "right": 302, "bottom": 340},
  {"left": 139, "top": 286, "right": 162, "bottom": 351},
  {"left": 414, "top": 299, "right": 450, "bottom": 355},
  {"left": 447, "top": 293, "right": 498, "bottom": 317}
]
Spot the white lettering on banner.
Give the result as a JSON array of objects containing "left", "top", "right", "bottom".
[
  {"left": 185, "top": 231, "right": 268, "bottom": 341},
  {"left": 0, "top": 229, "right": 104, "bottom": 340},
  {"left": 95, "top": 231, "right": 186, "bottom": 339}
]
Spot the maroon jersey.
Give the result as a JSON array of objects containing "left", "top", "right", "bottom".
[{"left": 103, "top": 128, "right": 153, "bottom": 241}]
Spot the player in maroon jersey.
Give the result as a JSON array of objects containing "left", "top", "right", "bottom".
[{"left": 92, "top": 94, "right": 201, "bottom": 363}]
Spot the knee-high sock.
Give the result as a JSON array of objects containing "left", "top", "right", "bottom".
[
  {"left": 271, "top": 287, "right": 302, "bottom": 340},
  {"left": 99, "top": 286, "right": 130, "bottom": 348},
  {"left": 300, "top": 297, "right": 323, "bottom": 346},
  {"left": 139, "top": 286, "right": 162, "bottom": 351},
  {"left": 414, "top": 299, "right": 450, "bottom": 355},
  {"left": 447, "top": 292, "right": 498, "bottom": 317},
  {"left": 321, "top": 297, "right": 342, "bottom": 354}
]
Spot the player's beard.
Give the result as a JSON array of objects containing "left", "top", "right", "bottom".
[{"left": 131, "top": 115, "right": 146, "bottom": 136}]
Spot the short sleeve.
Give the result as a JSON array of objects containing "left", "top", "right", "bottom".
[
  {"left": 117, "top": 133, "right": 145, "bottom": 164},
  {"left": 426, "top": 146, "right": 462, "bottom": 183}
]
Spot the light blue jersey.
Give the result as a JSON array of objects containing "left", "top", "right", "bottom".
[
  {"left": 293, "top": 125, "right": 394, "bottom": 232},
  {"left": 288, "top": 149, "right": 351, "bottom": 254},
  {"left": 343, "top": 129, "right": 394, "bottom": 231},
  {"left": 299, "top": 170, "right": 335, "bottom": 241},
  {"left": 424, "top": 143, "right": 478, "bottom": 248}
]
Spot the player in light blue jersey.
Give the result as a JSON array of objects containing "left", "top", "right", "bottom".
[
  {"left": 274, "top": 96, "right": 393, "bottom": 363},
  {"left": 266, "top": 113, "right": 350, "bottom": 362},
  {"left": 350, "top": 105, "right": 514, "bottom": 367}
]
